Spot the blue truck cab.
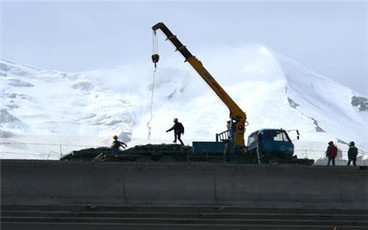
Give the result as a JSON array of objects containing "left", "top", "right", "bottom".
[
  {"left": 247, "top": 129, "right": 294, "bottom": 162},
  {"left": 191, "top": 129, "right": 296, "bottom": 163}
]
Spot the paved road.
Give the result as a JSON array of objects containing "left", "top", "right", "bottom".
[{"left": 2, "top": 205, "right": 368, "bottom": 230}]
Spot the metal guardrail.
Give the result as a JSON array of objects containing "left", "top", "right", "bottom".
[
  {"left": 0, "top": 142, "right": 98, "bottom": 160},
  {"left": 216, "top": 130, "right": 230, "bottom": 142}
]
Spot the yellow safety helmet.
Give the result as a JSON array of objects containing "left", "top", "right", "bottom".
[
  {"left": 113, "top": 135, "right": 118, "bottom": 139},
  {"left": 173, "top": 117, "right": 178, "bottom": 122}
]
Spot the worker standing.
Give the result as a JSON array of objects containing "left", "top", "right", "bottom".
[
  {"left": 111, "top": 135, "right": 127, "bottom": 154},
  {"left": 347, "top": 141, "right": 358, "bottom": 166},
  {"left": 326, "top": 141, "right": 338, "bottom": 166},
  {"left": 166, "top": 117, "right": 184, "bottom": 145}
]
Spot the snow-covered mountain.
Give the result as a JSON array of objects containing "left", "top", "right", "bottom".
[
  {"left": 1, "top": 45, "right": 367, "bottom": 162},
  {"left": 0, "top": 60, "right": 136, "bottom": 138}
]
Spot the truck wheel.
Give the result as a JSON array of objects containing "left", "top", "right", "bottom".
[
  {"left": 159, "top": 156, "right": 176, "bottom": 163},
  {"left": 136, "top": 156, "right": 153, "bottom": 162}
]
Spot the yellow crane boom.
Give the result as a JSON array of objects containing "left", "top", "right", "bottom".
[{"left": 152, "top": 22, "right": 247, "bottom": 147}]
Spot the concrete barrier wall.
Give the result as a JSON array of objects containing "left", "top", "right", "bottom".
[{"left": 1, "top": 160, "right": 367, "bottom": 209}]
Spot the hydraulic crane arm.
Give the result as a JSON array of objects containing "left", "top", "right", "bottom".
[{"left": 152, "top": 22, "right": 247, "bottom": 146}]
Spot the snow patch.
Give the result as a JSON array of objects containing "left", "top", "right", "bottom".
[{"left": 7, "top": 79, "right": 34, "bottom": 87}]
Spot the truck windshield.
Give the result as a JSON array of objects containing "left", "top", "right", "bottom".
[
  {"left": 248, "top": 133, "right": 258, "bottom": 145},
  {"left": 274, "top": 130, "right": 291, "bottom": 142}
]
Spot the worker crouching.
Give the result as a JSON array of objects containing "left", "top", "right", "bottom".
[{"left": 111, "top": 135, "right": 127, "bottom": 154}]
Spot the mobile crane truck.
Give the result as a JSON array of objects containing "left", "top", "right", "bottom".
[{"left": 61, "top": 22, "right": 313, "bottom": 165}]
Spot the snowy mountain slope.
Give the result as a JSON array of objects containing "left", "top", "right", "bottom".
[
  {"left": 276, "top": 53, "right": 368, "bottom": 145},
  {"left": 139, "top": 45, "right": 367, "bottom": 147},
  {"left": 0, "top": 59, "right": 136, "bottom": 140},
  {"left": 0, "top": 45, "right": 367, "bottom": 161}
]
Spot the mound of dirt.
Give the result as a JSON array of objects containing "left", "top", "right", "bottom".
[
  {"left": 60, "top": 147, "right": 111, "bottom": 160},
  {"left": 60, "top": 144, "right": 192, "bottom": 161},
  {"left": 124, "top": 144, "right": 191, "bottom": 152}
]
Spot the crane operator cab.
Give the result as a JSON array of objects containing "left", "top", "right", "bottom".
[{"left": 247, "top": 129, "right": 295, "bottom": 163}]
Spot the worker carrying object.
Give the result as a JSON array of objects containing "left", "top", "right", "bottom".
[
  {"left": 111, "top": 135, "right": 127, "bottom": 154},
  {"left": 166, "top": 117, "right": 184, "bottom": 146}
]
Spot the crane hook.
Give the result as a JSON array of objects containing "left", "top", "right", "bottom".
[{"left": 151, "top": 54, "right": 160, "bottom": 68}]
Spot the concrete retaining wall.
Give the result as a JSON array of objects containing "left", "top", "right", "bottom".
[{"left": 1, "top": 160, "right": 367, "bottom": 209}]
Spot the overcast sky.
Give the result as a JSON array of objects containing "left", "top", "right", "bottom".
[{"left": 1, "top": 1, "right": 367, "bottom": 95}]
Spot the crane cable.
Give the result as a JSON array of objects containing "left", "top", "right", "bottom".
[
  {"left": 147, "top": 31, "right": 159, "bottom": 141},
  {"left": 147, "top": 67, "right": 156, "bottom": 141}
]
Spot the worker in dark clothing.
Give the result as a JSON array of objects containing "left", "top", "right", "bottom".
[
  {"left": 347, "top": 141, "right": 358, "bottom": 166},
  {"left": 326, "top": 141, "right": 338, "bottom": 166},
  {"left": 166, "top": 117, "right": 184, "bottom": 145},
  {"left": 111, "top": 135, "right": 127, "bottom": 154}
]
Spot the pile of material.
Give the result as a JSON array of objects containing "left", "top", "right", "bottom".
[
  {"left": 60, "top": 144, "right": 192, "bottom": 161},
  {"left": 123, "top": 144, "right": 191, "bottom": 152},
  {"left": 60, "top": 147, "right": 111, "bottom": 161}
]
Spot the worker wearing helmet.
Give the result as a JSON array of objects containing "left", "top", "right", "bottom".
[
  {"left": 325, "top": 141, "right": 338, "bottom": 166},
  {"left": 166, "top": 117, "right": 184, "bottom": 145},
  {"left": 111, "top": 135, "right": 127, "bottom": 154},
  {"left": 347, "top": 141, "right": 358, "bottom": 166}
]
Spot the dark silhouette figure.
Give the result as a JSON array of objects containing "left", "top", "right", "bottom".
[
  {"left": 326, "top": 141, "right": 338, "bottom": 166},
  {"left": 166, "top": 117, "right": 184, "bottom": 145},
  {"left": 347, "top": 141, "right": 358, "bottom": 166}
]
